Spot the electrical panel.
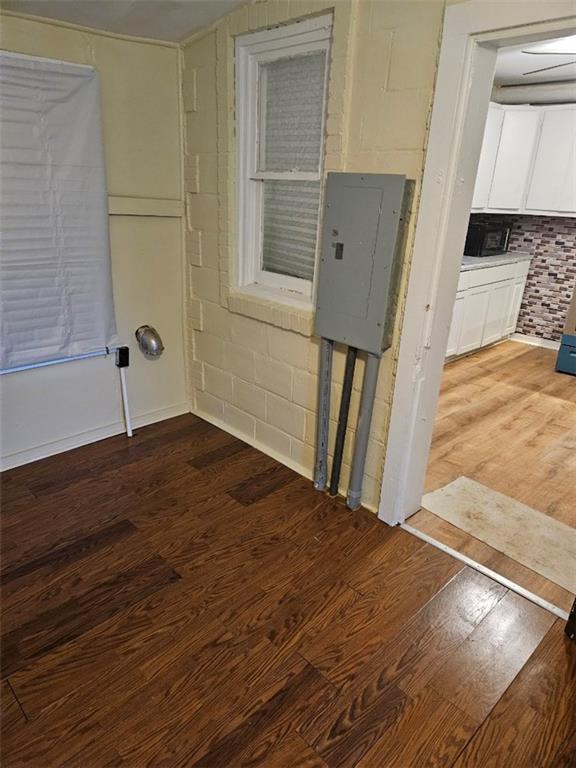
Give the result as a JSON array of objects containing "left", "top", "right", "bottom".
[{"left": 314, "top": 173, "right": 411, "bottom": 355}]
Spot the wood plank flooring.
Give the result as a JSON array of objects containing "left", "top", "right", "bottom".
[
  {"left": 1, "top": 413, "right": 574, "bottom": 767},
  {"left": 411, "top": 340, "right": 576, "bottom": 612}
]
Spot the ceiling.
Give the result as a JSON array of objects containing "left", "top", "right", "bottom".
[
  {"left": 3, "top": 3, "right": 576, "bottom": 79},
  {"left": 1, "top": 0, "right": 249, "bottom": 42},
  {"left": 494, "top": 34, "right": 576, "bottom": 86}
]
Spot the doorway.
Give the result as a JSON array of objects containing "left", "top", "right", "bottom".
[{"left": 378, "top": 1, "right": 576, "bottom": 616}]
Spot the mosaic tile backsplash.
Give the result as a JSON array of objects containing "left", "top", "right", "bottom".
[{"left": 470, "top": 214, "right": 576, "bottom": 342}]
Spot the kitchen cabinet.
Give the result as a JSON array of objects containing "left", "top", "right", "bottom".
[
  {"left": 483, "top": 279, "right": 515, "bottom": 346},
  {"left": 526, "top": 108, "right": 576, "bottom": 213},
  {"left": 487, "top": 108, "right": 540, "bottom": 210},
  {"left": 446, "top": 291, "right": 465, "bottom": 357},
  {"left": 458, "top": 285, "right": 491, "bottom": 354},
  {"left": 472, "top": 104, "right": 504, "bottom": 209},
  {"left": 505, "top": 276, "right": 527, "bottom": 336},
  {"left": 471, "top": 103, "right": 576, "bottom": 216},
  {"left": 447, "top": 259, "right": 530, "bottom": 358}
]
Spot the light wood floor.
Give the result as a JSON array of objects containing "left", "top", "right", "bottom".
[
  {"left": 2, "top": 414, "right": 574, "bottom": 766},
  {"left": 410, "top": 340, "right": 576, "bottom": 613}
]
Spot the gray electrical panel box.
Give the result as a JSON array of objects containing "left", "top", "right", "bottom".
[{"left": 314, "top": 173, "right": 411, "bottom": 355}]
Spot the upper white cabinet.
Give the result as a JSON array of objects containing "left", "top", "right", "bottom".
[
  {"left": 472, "top": 104, "right": 504, "bottom": 209},
  {"left": 487, "top": 108, "right": 540, "bottom": 210},
  {"left": 472, "top": 103, "right": 576, "bottom": 216},
  {"left": 526, "top": 108, "right": 576, "bottom": 213}
]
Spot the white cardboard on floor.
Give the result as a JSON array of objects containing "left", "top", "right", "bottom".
[{"left": 422, "top": 476, "right": 576, "bottom": 594}]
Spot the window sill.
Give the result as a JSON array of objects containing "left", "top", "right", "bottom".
[{"left": 228, "top": 285, "right": 314, "bottom": 337}]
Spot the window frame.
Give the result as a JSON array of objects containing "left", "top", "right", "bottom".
[{"left": 235, "top": 15, "right": 332, "bottom": 305}]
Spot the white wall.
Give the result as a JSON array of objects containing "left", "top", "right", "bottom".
[{"left": 0, "top": 13, "right": 188, "bottom": 469}]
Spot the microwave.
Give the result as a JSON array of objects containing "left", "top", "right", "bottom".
[{"left": 464, "top": 222, "right": 511, "bottom": 257}]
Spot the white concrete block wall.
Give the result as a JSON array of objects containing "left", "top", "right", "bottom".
[{"left": 183, "top": 0, "right": 446, "bottom": 510}]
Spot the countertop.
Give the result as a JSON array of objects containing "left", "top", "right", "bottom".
[{"left": 461, "top": 252, "right": 532, "bottom": 272}]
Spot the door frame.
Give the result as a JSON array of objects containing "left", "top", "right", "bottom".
[{"left": 378, "top": 1, "right": 576, "bottom": 526}]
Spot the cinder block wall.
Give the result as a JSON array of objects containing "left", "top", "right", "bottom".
[{"left": 182, "top": 0, "right": 446, "bottom": 511}]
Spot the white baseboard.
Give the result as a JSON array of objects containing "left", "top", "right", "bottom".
[
  {"left": 0, "top": 401, "right": 190, "bottom": 471},
  {"left": 510, "top": 333, "right": 560, "bottom": 351},
  {"left": 191, "top": 405, "right": 313, "bottom": 481},
  {"left": 191, "top": 406, "right": 379, "bottom": 514}
]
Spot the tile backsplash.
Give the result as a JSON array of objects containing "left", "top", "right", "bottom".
[{"left": 471, "top": 214, "right": 576, "bottom": 342}]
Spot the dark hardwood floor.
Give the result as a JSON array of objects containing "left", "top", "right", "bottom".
[{"left": 1, "top": 414, "right": 574, "bottom": 767}]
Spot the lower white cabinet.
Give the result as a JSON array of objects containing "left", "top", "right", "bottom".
[
  {"left": 447, "top": 260, "right": 529, "bottom": 358},
  {"left": 505, "top": 277, "right": 527, "bottom": 337},
  {"left": 483, "top": 279, "right": 514, "bottom": 346},
  {"left": 446, "top": 292, "right": 465, "bottom": 357},
  {"left": 459, "top": 285, "right": 491, "bottom": 354}
]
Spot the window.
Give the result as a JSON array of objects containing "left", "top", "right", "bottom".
[
  {"left": 236, "top": 16, "right": 332, "bottom": 303},
  {"left": 0, "top": 52, "right": 116, "bottom": 372}
]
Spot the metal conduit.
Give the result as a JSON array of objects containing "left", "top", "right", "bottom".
[
  {"left": 347, "top": 352, "right": 380, "bottom": 510},
  {"left": 329, "top": 345, "right": 357, "bottom": 497},
  {"left": 314, "top": 337, "right": 334, "bottom": 491}
]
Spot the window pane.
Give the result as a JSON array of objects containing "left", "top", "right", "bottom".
[
  {"left": 259, "top": 52, "right": 326, "bottom": 173},
  {"left": 262, "top": 180, "right": 320, "bottom": 281}
]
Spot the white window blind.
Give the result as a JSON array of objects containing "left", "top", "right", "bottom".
[
  {"left": 258, "top": 51, "right": 326, "bottom": 281},
  {"left": 236, "top": 15, "right": 332, "bottom": 301},
  {"left": 258, "top": 52, "right": 327, "bottom": 173},
  {"left": 262, "top": 180, "right": 321, "bottom": 280},
  {"left": 0, "top": 52, "right": 117, "bottom": 373}
]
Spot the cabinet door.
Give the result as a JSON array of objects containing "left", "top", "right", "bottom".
[
  {"left": 459, "top": 285, "right": 491, "bottom": 354},
  {"left": 472, "top": 104, "right": 504, "bottom": 209},
  {"left": 526, "top": 108, "right": 576, "bottom": 213},
  {"left": 446, "top": 292, "right": 465, "bottom": 357},
  {"left": 487, "top": 108, "right": 540, "bottom": 210},
  {"left": 483, "top": 280, "right": 514, "bottom": 346},
  {"left": 505, "top": 277, "right": 527, "bottom": 336}
]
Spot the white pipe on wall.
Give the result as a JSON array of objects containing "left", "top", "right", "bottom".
[
  {"left": 0, "top": 349, "right": 111, "bottom": 375},
  {"left": 119, "top": 366, "right": 133, "bottom": 438},
  {"left": 2, "top": 347, "right": 134, "bottom": 439}
]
